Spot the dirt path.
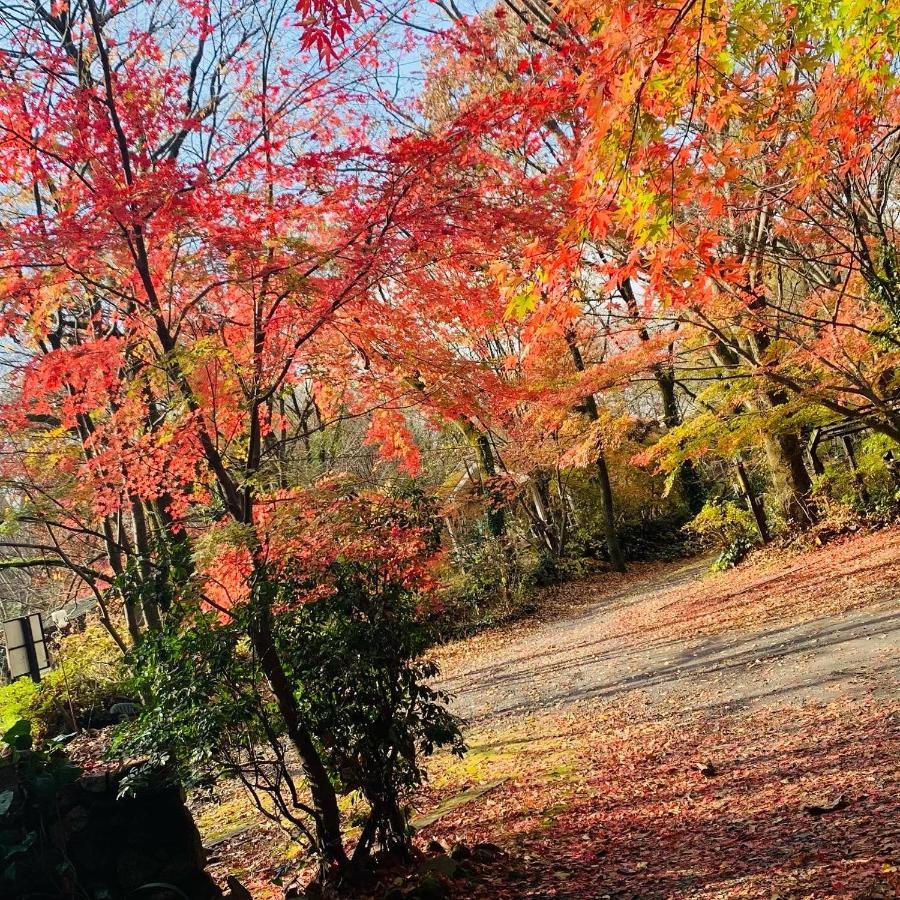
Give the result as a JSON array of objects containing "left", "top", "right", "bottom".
[
  {"left": 437, "top": 537, "right": 900, "bottom": 725},
  {"left": 197, "top": 531, "right": 900, "bottom": 899}
]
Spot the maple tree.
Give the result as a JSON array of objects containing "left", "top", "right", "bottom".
[
  {"left": 0, "top": 0, "right": 898, "bottom": 890},
  {"left": 0, "top": 0, "right": 485, "bottom": 872},
  {"left": 480, "top": 0, "right": 900, "bottom": 520},
  {"left": 405, "top": 0, "right": 900, "bottom": 532}
]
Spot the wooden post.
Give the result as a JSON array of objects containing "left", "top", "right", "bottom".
[
  {"left": 841, "top": 435, "right": 869, "bottom": 504},
  {"left": 735, "top": 459, "right": 770, "bottom": 544},
  {"left": 21, "top": 615, "right": 42, "bottom": 683},
  {"left": 807, "top": 429, "right": 825, "bottom": 477}
]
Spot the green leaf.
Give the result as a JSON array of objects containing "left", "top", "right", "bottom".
[
  {"left": 504, "top": 286, "right": 539, "bottom": 321},
  {"left": 2, "top": 720, "right": 32, "bottom": 753}
]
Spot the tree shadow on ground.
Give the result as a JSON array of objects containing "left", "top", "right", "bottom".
[
  {"left": 445, "top": 608, "right": 900, "bottom": 722},
  {"left": 426, "top": 701, "right": 899, "bottom": 899}
]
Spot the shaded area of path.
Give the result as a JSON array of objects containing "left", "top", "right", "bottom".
[{"left": 438, "top": 555, "right": 900, "bottom": 724}]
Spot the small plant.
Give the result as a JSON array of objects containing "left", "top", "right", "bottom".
[
  {"left": 29, "top": 624, "right": 129, "bottom": 737},
  {"left": 685, "top": 500, "right": 758, "bottom": 570},
  {"left": 0, "top": 720, "right": 82, "bottom": 895}
]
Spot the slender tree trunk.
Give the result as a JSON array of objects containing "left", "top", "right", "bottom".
[
  {"left": 734, "top": 459, "right": 770, "bottom": 543},
  {"left": 654, "top": 364, "right": 705, "bottom": 515},
  {"left": 807, "top": 433, "right": 825, "bottom": 477},
  {"left": 595, "top": 454, "right": 627, "bottom": 571},
  {"left": 565, "top": 334, "right": 626, "bottom": 571},
  {"left": 841, "top": 435, "right": 870, "bottom": 505},
  {"left": 529, "top": 473, "right": 562, "bottom": 556},
  {"left": 242, "top": 403, "right": 347, "bottom": 871},
  {"left": 122, "top": 593, "right": 143, "bottom": 646},
  {"left": 475, "top": 432, "right": 506, "bottom": 537},
  {"left": 130, "top": 499, "right": 162, "bottom": 631},
  {"left": 741, "top": 308, "right": 816, "bottom": 527},
  {"left": 459, "top": 421, "right": 506, "bottom": 537},
  {"left": 248, "top": 599, "right": 348, "bottom": 871}
]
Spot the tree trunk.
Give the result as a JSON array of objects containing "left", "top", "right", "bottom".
[
  {"left": 734, "top": 459, "right": 770, "bottom": 543},
  {"left": 654, "top": 364, "right": 705, "bottom": 515},
  {"left": 761, "top": 428, "right": 815, "bottom": 527},
  {"left": 841, "top": 435, "right": 870, "bottom": 505},
  {"left": 122, "top": 596, "right": 143, "bottom": 646},
  {"left": 475, "top": 432, "right": 506, "bottom": 537},
  {"left": 248, "top": 600, "right": 348, "bottom": 872},
  {"left": 130, "top": 499, "right": 162, "bottom": 632},
  {"left": 459, "top": 421, "right": 506, "bottom": 537},
  {"left": 595, "top": 455, "right": 627, "bottom": 571},
  {"left": 740, "top": 306, "right": 816, "bottom": 528},
  {"left": 566, "top": 334, "right": 626, "bottom": 571},
  {"left": 529, "top": 473, "right": 562, "bottom": 556},
  {"left": 708, "top": 344, "right": 815, "bottom": 529}
]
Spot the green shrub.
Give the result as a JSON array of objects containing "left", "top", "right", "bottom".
[
  {"left": 113, "top": 616, "right": 262, "bottom": 778},
  {"left": 615, "top": 514, "right": 692, "bottom": 562},
  {"left": 117, "top": 562, "right": 464, "bottom": 860},
  {"left": 854, "top": 433, "right": 900, "bottom": 512},
  {"left": 280, "top": 562, "right": 465, "bottom": 855},
  {"left": 685, "top": 500, "right": 758, "bottom": 570},
  {"left": 438, "top": 528, "right": 539, "bottom": 637},
  {"left": 1, "top": 624, "right": 127, "bottom": 737},
  {"left": 0, "top": 680, "right": 37, "bottom": 733},
  {"left": 809, "top": 434, "right": 900, "bottom": 518},
  {"left": 30, "top": 625, "right": 128, "bottom": 736}
]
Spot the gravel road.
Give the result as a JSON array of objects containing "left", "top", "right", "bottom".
[{"left": 437, "top": 556, "right": 899, "bottom": 724}]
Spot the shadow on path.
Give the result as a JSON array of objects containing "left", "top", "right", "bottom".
[{"left": 438, "top": 562, "right": 899, "bottom": 723}]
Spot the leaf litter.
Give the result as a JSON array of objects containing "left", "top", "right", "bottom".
[{"left": 196, "top": 529, "right": 900, "bottom": 898}]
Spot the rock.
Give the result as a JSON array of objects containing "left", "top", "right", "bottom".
[
  {"left": 421, "top": 854, "right": 458, "bottom": 879},
  {"left": 109, "top": 702, "right": 141, "bottom": 722},
  {"left": 1, "top": 759, "right": 222, "bottom": 900},
  {"left": 449, "top": 842, "right": 470, "bottom": 861},
  {"left": 471, "top": 842, "right": 503, "bottom": 863},
  {"left": 80, "top": 772, "right": 113, "bottom": 793},
  {"left": 64, "top": 804, "right": 91, "bottom": 833},
  {"left": 803, "top": 795, "right": 849, "bottom": 816},
  {"left": 225, "top": 874, "right": 253, "bottom": 899},
  {"left": 298, "top": 879, "right": 324, "bottom": 899},
  {"left": 453, "top": 860, "right": 476, "bottom": 879},
  {"left": 115, "top": 847, "right": 159, "bottom": 891},
  {"left": 410, "top": 873, "right": 450, "bottom": 900}
]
